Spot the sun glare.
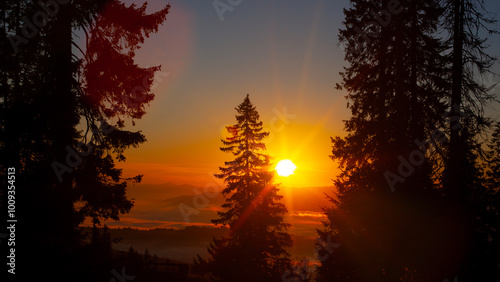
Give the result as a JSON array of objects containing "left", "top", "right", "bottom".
[{"left": 276, "top": 159, "right": 297, "bottom": 177}]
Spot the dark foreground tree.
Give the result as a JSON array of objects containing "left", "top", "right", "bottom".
[
  {"left": 456, "top": 118, "right": 500, "bottom": 280},
  {"left": 441, "top": 0, "right": 499, "bottom": 279},
  {"left": 316, "top": 0, "right": 461, "bottom": 281},
  {"left": 0, "top": 1, "right": 169, "bottom": 280},
  {"left": 317, "top": 0, "right": 499, "bottom": 280},
  {"left": 195, "top": 95, "right": 292, "bottom": 282},
  {"left": 443, "top": 0, "right": 498, "bottom": 200}
]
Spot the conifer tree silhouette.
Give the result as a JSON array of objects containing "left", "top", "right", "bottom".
[{"left": 195, "top": 95, "right": 292, "bottom": 282}]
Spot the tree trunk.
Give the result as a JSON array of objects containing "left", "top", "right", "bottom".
[{"left": 446, "top": 0, "right": 465, "bottom": 199}]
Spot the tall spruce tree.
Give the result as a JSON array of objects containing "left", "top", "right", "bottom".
[
  {"left": 443, "top": 0, "right": 498, "bottom": 200},
  {"left": 195, "top": 95, "right": 292, "bottom": 282},
  {"left": 441, "top": 0, "right": 499, "bottom": 279},
  {"left": 487, "top": 122, "right": 500, "bottom": 193},
  {"left": 317, "top": 0, "right": 454, "bottom": 280},
  {"left": 457, "top": 120, "right": 500, "bottom": 280}
]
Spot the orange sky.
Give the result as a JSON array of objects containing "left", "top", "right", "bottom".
[
  {"left": 113, "top": 0, "right": 353, "bottom": 188},
  {"left": 118, "top": 107, "right": 345, "bottom": 187}
]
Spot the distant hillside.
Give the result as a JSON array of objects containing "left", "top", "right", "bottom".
[
  {"left": 108, "top": 226, "right": 229, "bottom": 263},
  {"left": 127, "top": 182, "right": 205, "bottom": 200},
  {"left": 102, "top": 226, "right": 318, "bottom": 263},
  {"left": 126, "top": 182, "right": 335, "bottom": 213},
  {"left": 86, "top": 183, "right": 335, "bottom": 238},
  {"left": 283, "top": 186, "right": 336, "bottom": 212}
]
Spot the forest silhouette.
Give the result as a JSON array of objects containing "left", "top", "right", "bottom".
[{"left": 1, "top": 0, "right": 500, "bottom": 281}]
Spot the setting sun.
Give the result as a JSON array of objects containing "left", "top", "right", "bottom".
[{"left": 276, "top": 159, "right": 297, "bottom": 177}]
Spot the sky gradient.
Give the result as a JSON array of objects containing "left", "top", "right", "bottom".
[{"left": 114, "top": 0, "right": 500, "bottom": 188}]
